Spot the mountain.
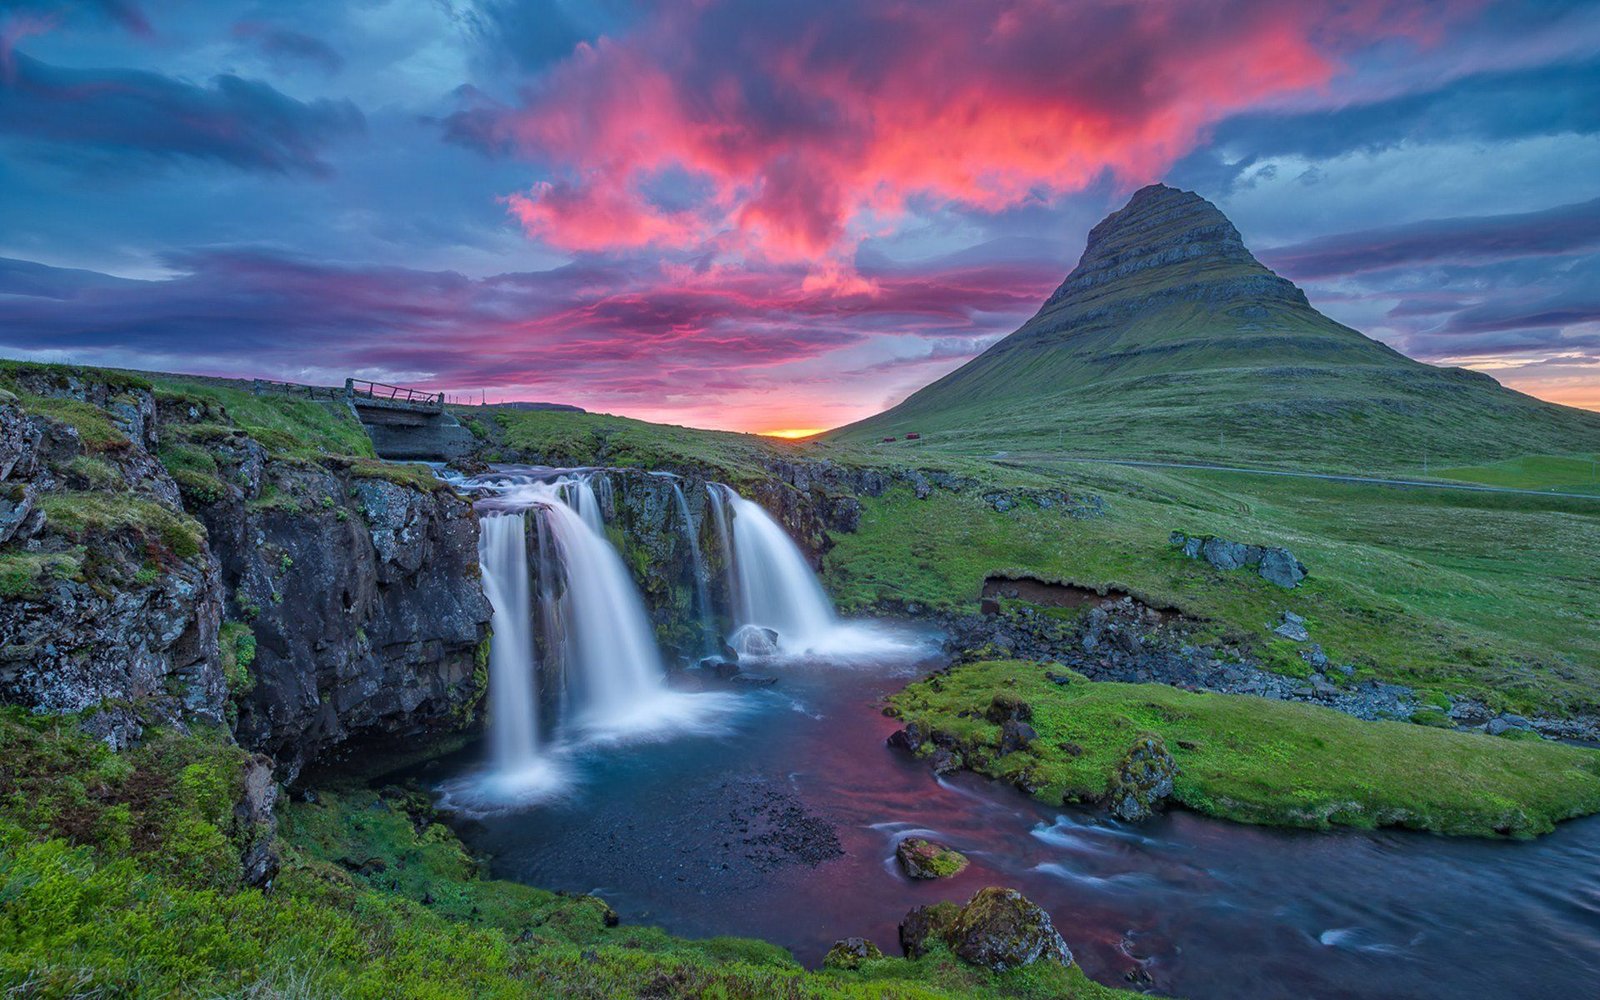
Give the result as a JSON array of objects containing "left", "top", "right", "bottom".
[{"left": 830, "top": 184, "right": 1600, "bottom": 473}]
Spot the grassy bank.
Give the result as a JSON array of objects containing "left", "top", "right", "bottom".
[
  {"left": 825, "top": 460, "right": 1600, "bottom": 716},
  {"left": 888, "top": 661, "right": 1600, "bottom": 838},
  {"left": 0, "top": 709, "right": 1135, "bottom": 999}
]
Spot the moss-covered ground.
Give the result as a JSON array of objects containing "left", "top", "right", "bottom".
[
  {"left": 888, "top": 661, "right": 1600, "bottom": 838},
  {"left": 0, "top": 709, "right": 1136, "bottom": 999}
]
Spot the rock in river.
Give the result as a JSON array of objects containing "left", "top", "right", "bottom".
[{"left": 896, "top": 838, "right": 969, "bottom": 879}]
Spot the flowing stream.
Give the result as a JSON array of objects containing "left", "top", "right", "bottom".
[{"left": 427, "top": 466, "right": 1600, "bottom": 999}]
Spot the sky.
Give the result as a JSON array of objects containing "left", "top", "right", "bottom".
[{"left": 1, "top": 1, "right": 1598, "bottom": 434}]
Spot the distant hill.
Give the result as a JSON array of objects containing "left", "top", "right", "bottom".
[
  {"left": 830, "top": 184, "right": 1600, "bottom": 473},
  {"left": 498, "top": 401, "right": 586, "bottom": 413}
]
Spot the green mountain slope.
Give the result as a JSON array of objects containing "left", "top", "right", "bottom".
[{"left": 831, "top": 184, "right": 1600, "bottom": 474}]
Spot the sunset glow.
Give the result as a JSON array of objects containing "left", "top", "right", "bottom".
[{"left": 1, "top": 1, "right": 1596, "bottom": 428}]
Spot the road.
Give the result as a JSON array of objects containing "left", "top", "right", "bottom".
[{"left": 997, "top": 454, "right": 1600, "bottom": 501}]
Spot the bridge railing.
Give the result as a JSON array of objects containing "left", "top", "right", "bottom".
[
  {"left": 344, "top": 378, "right": 445, "bottom": 411},
  {"left": 251, "top": 378, "right": 343, "bottom": 400}
]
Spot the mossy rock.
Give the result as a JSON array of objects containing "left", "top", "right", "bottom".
[
  {"left": 1106, "top": 733, "right": 1177, "bottom": 822},
  {"left": 822, "top": 936, "right": 883, "bottom": 969},
  {"left": 895, "top": 837, "right": 969, "bottom": 879}
]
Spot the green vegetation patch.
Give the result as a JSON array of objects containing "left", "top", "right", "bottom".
[
  {"left": 0, "top": 549, "right": 83, "bottom": 599},
  {"left": 888, "top": 660, "right": 1600, "bottom": 838},
  {"left": 826, "top": 462, "right": 1600, "bottom": 716},
  {"left": 337, "top": 455, "right": 447, "bottom": 491},
  {"left": 39, "top": 492, "right": 207, "bottom": 561},
  {"left": 11, "top": 394, "right": 130, "bottom": 452},
  {"left": 219, "top": 622, "right": 258, "bottom": 697},
  {"left": 151, "top": 375, "right": 376, "bottom": 460},
  {"left": 0, "top": 709, "right": 1133, "bottom": 999}
]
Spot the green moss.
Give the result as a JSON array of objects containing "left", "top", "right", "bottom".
[
  {"left": 65, "top": 455, "right": 120, "bottom": 489},
  {"left": 888, "top": 660, "right": 1600, "bottom": 838},
  {"left": 39, "top": 492, "right": 206, "bottom": 561},
  {"left": 219, "top": 623, "right": 258, "bottom": 697},
  {"left": 339, "top": 456, "right": 445, "bottom": 491},
  {"left": 150, "top": 376, "right": 375, "bottom": 460},
  {"left": 13, "top": 394, "right": 130, "bottom": 451},
  {"left": 0, "top": 549, "right": 84, "bottom": 599}
]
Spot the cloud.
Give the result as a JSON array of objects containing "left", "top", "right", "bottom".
[
  {"left": 0, "top": 51, "right": 363, "bottom": 175},
  {"left": 0, "top": 247, "right": 1063, "bottom": 428},
  {"left": 1263, "top": 197, "right": 1600, "bottom": 278},
  {"left": 443, "top": 0, "right": 1468, "bottom": 269},
  {"left": 232, "top": 21, "right": 344, "bottom": 75}
]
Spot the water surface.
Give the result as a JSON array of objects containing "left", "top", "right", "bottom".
[{"left": 420, "top": 629, "right": 1600, "bottom": 999}]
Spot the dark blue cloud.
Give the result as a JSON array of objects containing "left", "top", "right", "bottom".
[
  {"left": 2, "top": 0, "right": 149, "bottom": 35},
  {"left": 0, "top": 51, "right": 363, "bottom": 175},
  {"left": 231, "top": 20, "right": 343, "bottom": 75},
  {"left": 1262, "top": 198, "right": 1600, "bottom": 278}
]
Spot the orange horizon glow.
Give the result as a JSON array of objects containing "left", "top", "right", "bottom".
[{"left": 757, "top": 427, "right": 828, "bottom": 440}]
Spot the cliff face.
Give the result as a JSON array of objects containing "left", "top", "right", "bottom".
[
  {"left": 0, "top": 366, "right": 492, "bottom": 780},
  {"left": 0, "top": 373, "right": 225, "bottom": 749}
]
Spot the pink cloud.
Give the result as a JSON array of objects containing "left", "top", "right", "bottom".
[{"left": 455, "top": 0, "right": 1474, "bottom": 271}]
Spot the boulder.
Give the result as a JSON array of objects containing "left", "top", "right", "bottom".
[
  {"left": 1258, "top": 547, "right": 1307, "bottom": 588},
  {"left": 997, "top": 719, "right": 1038, "bottom": 756},
  {"left": 899, "top": 901, "right": 961, "bottom": 959},
  {"left": 1106, "top": 734, "right": 1177, "bottom": 822},
  {"left": 928, "top": 748, "right": 963, "bottom": 775},
  {"left": 728, "top": 624, "right": 780, "bottom": 658},
  {"left": 984, "top": 691, "right": 1032, "bottom": 724},
  {"left": 1273, "top": 611, "right": 1310, "bottom": 643},
  {"left": 900, "top": 888, "right": 1073, "bottom": 971},
  {"left": 886, "top": 721, "right": 927, "bottom": 752},
  {"left": 896, "top": 838, "right": 969, "bottom": 879},
  {"left": 824, "top": 937, "right": 883, "bottom": 969}
]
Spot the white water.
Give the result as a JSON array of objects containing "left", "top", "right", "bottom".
[
  {"left": 446, "top": 471, "right": 736, "bottom": 810},
  {"left": 478, "top": 513, "right": 539, "bottom": 772},
  {"left": 723, "top": 490, "right": 837, "bottom": 645}
]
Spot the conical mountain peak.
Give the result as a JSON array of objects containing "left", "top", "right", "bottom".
[{"left": 1040, "top": 183, "right": 1297, "bottom": 312}]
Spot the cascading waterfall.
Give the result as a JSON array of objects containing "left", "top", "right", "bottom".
[
  {"left": 562, "top": 473, "right": 607, "bottom": 535},
  {"left": 707, "top": 484, "right": 737, "bottom": 618},
  {"left": 670, "top": 481, "right": 716, "bottom": 656},
  {"left": 720, "top": 489, "right": 837, "bottom": 648},
  {"left": 532, "top": 487, "right": 673, "bottom": 730},
  {"left": 478, "top": 512, "right": 540, "bottom": 773}
]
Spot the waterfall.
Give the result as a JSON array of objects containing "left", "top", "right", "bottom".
[
  {"left": 478, "top": 513, "right": 539, "bottom": 772},
  {"left": 562, "top": 473, "right": 607, "bottom": 535},
  {"left": 721, "top": 489, "right": 837, "bottom": 648},
  {"left": 533, "top": 490, "right": 671, "bottom": 729},
  {"left": 707, "top": 484, "right": 737, "bottom": 621},
  {"left": 670, "top": 482, "right": 716, "bottom": 656}
]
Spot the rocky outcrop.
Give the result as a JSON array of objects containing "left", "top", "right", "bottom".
[
  {"left": 943, "top": 597, "right": 1419, "bottom": 723},
  {"left": 0, "top": 373, "right": 226, "bottom": 749},
  {"left": 1106, "top": 735, "right": 1177, "bottom": 822},
  {"left": 1171, "top": 531, "right": 1307, "bottom": 588},
  {"left": 178, "top": 442, "right": 491, "bottom": 781},
  {"left": 899, "top": 888, "right": 1073, "bottom": 971},
  {"left": 1, "top": 365, "right": 495, "bottom": 784}
]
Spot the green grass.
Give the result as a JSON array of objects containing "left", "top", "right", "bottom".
[
  {"left": 1434, "top": 453, "right": 1600, "bottom": 491},
  {"left": 152, "top": 376, "right": 375, "bottom": 460},
  {"left": 888, "top": 661, "right": 1600, "bottom": 837},
  {"left": 0, "top": 549, "right": 83, "bottom": 599},
  {"left": 38, "top": 492, "right": 207, "bottom": 561},
  {"left": 824, "top": 461, "right": 1600, "bottom": 716},
  {"left": 0, "top": 709, "right": 1134, "bottom": 999},
  {"left": 8, "top": 394, "right": 130, "bottom": 452},
  {"left": 486, "top": 406, "right": 805, "bottom": 483}
]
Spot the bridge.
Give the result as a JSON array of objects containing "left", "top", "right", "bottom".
[{"left": 340, "top": 378, "right": 474, "bottom": 461}]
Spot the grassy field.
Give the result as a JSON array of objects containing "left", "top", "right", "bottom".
[
  {"left": 1433, "top": 453, "right": 1600, "bottom": 491},
  {"left": 887, "top": 661, "right": 1600, "bottom": 837},
  {"left": 824, "top": 461, "right": 1600, "bottom": 716},
  {"left": 0, "top": 709, "right": 1134, "bottom": 999}
]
